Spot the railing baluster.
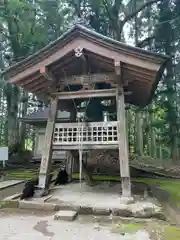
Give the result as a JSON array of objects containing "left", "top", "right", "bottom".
[{"left": 53, "top": 121, "right": 118, "bottom": 148}]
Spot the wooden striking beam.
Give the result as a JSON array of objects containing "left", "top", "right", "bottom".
[{"left": 40, "top": 66, "right": 55, "bottom": 81}]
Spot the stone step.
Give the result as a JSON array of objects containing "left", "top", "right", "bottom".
[{"left": 54, "top": 210, "right": 78, "bottom": 221}]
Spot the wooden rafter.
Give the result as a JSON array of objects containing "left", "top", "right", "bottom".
[
  {"left": 22, "top": 77, "right": 46, "bottom": 89},
  {"left": 30, "top": 81, "right": 51, "bottom": 93}
]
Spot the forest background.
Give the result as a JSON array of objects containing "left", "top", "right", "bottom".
[{"left": 0, "top": 0, "right": 179, "bottom": 165}]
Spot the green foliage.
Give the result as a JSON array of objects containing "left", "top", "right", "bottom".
[
  {"left": 0, "top": 0, "right": 179, "bottom": 163},
  {"left": 8, "top": 142, "right": 25, "bottom": 156}
]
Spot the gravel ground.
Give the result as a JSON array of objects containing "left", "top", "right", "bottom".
[
  {"left": 0, "top": 210, "right": 151, "bottom": 240},
  {"left": 48, "top": 182, "right": 159, "bottom": 210}
]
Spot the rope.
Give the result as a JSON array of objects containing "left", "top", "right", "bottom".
[{"left": 62, "top": 69, "right": 96, "bottom": 187}]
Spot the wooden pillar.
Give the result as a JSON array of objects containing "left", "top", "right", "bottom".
[
  {"left": 36, "top": 97, "right": 58, "bottom": 196},
  {"left": 66, "top": 151, "right": 74, "bottom": 182},
  {"left": 65, "top": 106, "right": 76, "bottom": 182},
  {"left": 116, "top": 88, "right": 132, "bottom": 199}
]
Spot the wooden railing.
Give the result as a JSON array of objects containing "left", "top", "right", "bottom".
[{"left": 53, "top": 121, "right": 118, "bottom": 149}]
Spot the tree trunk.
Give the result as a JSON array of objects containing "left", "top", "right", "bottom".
[
  {"left": 135, "top": 111, "right": 143, "bottom": 156},
  {"left": 19, "top": 91, "right": 28, "bottom": 150},
  {"left": 7, "top": 86, "right": 19, "bottom": 147},
  {"left": 151, "top": 128, "right": 156, "bottom": 158}
]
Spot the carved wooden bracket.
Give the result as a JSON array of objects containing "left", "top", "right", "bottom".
[{"left": 74, "top": 46, "right": 83, "bottom": 58}]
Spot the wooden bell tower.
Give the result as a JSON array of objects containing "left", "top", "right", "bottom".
[{"left": 3, "top": 24, "right": 169, "bottom": 199}]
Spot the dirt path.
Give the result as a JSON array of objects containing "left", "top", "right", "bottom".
[{"left": 0, "top": 210, "right": 151, "bottom": 240}]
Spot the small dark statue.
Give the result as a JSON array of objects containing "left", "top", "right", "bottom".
[
  {"left": 54, "top": 165, "right": 68, "bottom": 185},
  {"left": 20, "top": 174, "right": 52, "bottom": 200},
  {"left": 20, "top": 178, "right": 38, "bottom": 200}
]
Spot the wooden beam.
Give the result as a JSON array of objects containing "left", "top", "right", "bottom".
[
  {"left": 58, "top": 72, "right": 116, "bottom": 86},
  {"left": 66, "top": 107, "right": 76, "bottom": 182},
  {"left": 36, "top": 97, "right": 58, "bottom": 196},
  {"left": 52, "top": 88, "right": 117, "bottom": 100},
  {"left": 114, "top": 60, "right": 121, "bottom": 76},
  {"left": 66, "top": 151, "right": 74, "bottom": 182},
  {"left": 40, "top": 66, "right": 55, "bottom": 81}
]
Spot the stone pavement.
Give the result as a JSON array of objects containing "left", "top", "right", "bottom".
[
  {"left": 0, "top": 180, "right": 23, "bottom": 190},
  {"left": 0, "top": 180, "right": 24, "bottom": 200},
  {"left": 0, "top": 211, "right": 151, "bottom": 240}
]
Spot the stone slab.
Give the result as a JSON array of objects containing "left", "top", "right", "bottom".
[
  {"left": 19, "top": 200, "right": 57, "bottom": 211},
  {"left": 93, "top": 207, "right": 110, "bottom": 216},
  {"left": 0, "top": 180, "right": 24, "bottom": 190},
  {"left": 54, "top": 210, "right": 78, "bottom": 221},
  {"left": 4, "top": 193, "right": 21, "bottom": 201},
  {"left": 31, "top": 194, "right": 52, "bottom": 203},
  {"left": 56, "top": 203, "right": 80, "bottom": 212},
  {"left": 8, "top": 197, "right": 166, "bottom": 221}
]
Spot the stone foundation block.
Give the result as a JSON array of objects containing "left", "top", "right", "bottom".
[
  {"left": 54, "top": 210, "right": 78, "bottom": 221},
  {"left": 93, "top": 207, "right": 110, "bottom": 216},
  {"left": 56, "top": 203, "right": 80, "bottom": 212},
  {"left": 4, "top": 193, "right": 21, "bottom": 201},
  {"left": 79, "top": 206, "right": 93, "bottom": 214},
  {"left": 111, "top": 207, "right": 132, "bottom": 217},
  {"left": 19, "top": 201, "right": 56, "bottom": 211}
]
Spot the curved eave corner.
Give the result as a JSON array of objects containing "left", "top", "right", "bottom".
[{"left": 144, "top": 56, "right": 169, "bottom": 107}]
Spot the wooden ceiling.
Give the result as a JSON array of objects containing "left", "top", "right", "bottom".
[{"left": 2, "top": 24, "right": 169, "bottom": 107}]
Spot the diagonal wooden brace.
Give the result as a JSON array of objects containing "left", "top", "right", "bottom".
[{"left": 37, "top": 97, "right": 58, "bottom": 196}]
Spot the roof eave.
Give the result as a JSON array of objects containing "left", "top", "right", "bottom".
[
  {"left": 140, "top": 57, "right": 169, "bottom": 108},
  {"left": 2, "top": 24, "right": 169, "bottom": 79}
]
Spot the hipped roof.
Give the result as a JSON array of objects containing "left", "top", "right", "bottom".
[{"left": 2, "top": 24, "right": 169, "bottom": 107}]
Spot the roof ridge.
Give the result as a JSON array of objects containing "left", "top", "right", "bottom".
[{"left": 2, "top": 23, "right": 169, "bottom": 78}]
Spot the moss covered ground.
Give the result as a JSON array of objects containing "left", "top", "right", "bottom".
[
  {"left": 111, "top": 221, "right": 180, "bottom": 240},
  {"left": 1, "top": 169, "right": 180, "bottom": 239},
  {"left": 4, "top": 170, "right": 180, "bottom": 204},
  {"left": 73, "top": 173, "right": 180, "bottom": 205}
]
